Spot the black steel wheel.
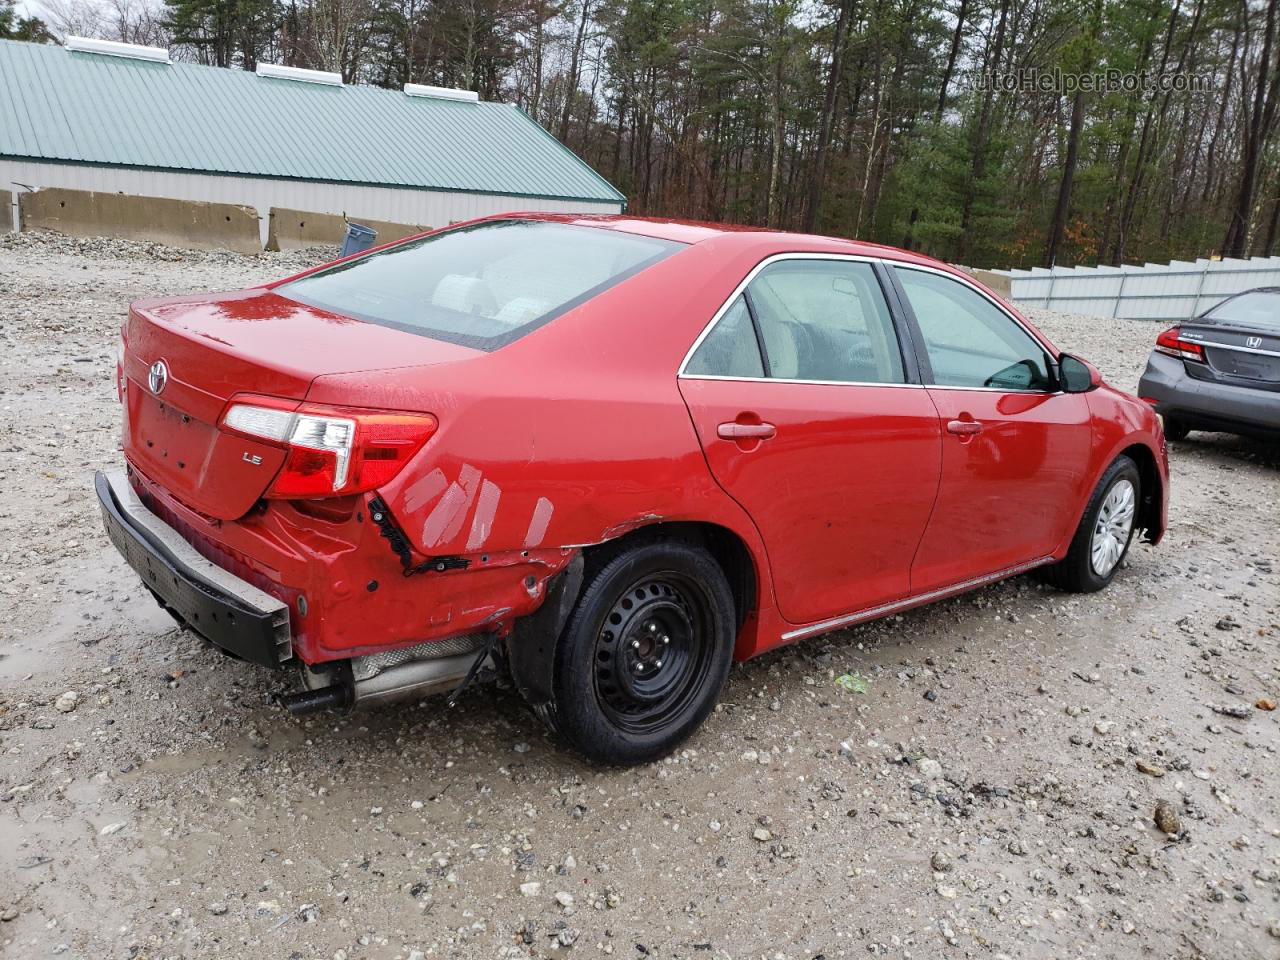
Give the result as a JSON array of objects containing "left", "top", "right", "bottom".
[{"left": 542, "top": 539, "right": 735, "bottom": 765}]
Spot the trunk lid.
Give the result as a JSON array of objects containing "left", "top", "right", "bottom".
[
  {"left": 1179, "top": 321, "right": 1280, "bottom": 389},
  {"left": 123, "top": 288, "right": 476, "bottom": 520}
]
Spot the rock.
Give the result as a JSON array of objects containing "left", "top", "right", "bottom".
[
  {"left": 1154, "top": 800, "right": 1181, "bottom": 835},
  {"left": 930, "top": 851, "right": 952, "bottom": 873},
  {"left": 513, "top": 742, "right": 530, "bottom": 753},
  {"left": 1135, "top": 760, "right": 1166, "bottom": 777},
  {"left": 1007, "top": 837, "right": 1027, "bottom": 856},
  {"left": 30, "top": 718, "right": 55, "bottom": 730},
  {"left": 54, "top": 691, "right": 79, "bottom": 713},
  {"left": 1268, "top": 920, "right": 1280, "bottom": 939},
  {"left": 557, "top": 928, "right": 580, "bottom": 947},
  {"left": 1093, "top": 720, "right": 1116, "bottom": 735},
  {"left": 519, "top": 882, "right": 542, "bottom": 897},
  {"left": 208, "top": 903, "right": 228, "bottom": 916},
  {"left": 99, "top": 821, "right": 127, "bottom": 836},
  {"left": 1212, "top": 703, "right": 1251, "bottom": 719},
  {"left": 936, "top": 885, "right": 958, "bottom": 899},
  {"left": 0, "top": 908, "right": 18, "bottom": 922},
  {"left": 752, "top": 827, "right": 772, "bottom": 842},
  {"left": 554, "top": 891, "right": 574, "bottom": 908},
  {"left": 408, "top": 951, "right": 426, "bottom": 960},
  {"left": 923, "top": 690, "right": 938, "bottom": 702},
  {"left": 917, "top": 757, "right": 943, "bottom": 780},
  {"left": 1257, "top": 698, "right": 1277, "bottom": 712}
]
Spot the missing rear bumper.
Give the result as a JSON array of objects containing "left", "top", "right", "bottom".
[{"left": 95, "top": 468, "right": 292, "bottom": 668}]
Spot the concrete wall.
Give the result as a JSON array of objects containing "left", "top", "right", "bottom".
[
  {"left": 0, "top": 189, "right": 11, "bottom": 232},
  {"left": 266, "top": 208, "right": 428, "bottom": 251},
  {"left": 19, "top": 188, "right": 260, "bottom": 253},
  {"left": 0, "top": 159, "right": 623, "bottom": 248}
]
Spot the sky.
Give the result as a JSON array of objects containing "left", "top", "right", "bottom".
[{"left": 17, "top": 0, "right": 54, "bottom": 20}]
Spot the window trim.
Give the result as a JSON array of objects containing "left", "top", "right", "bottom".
[
  {"left": 677, "top": 253, "right": 920, "bottom": 387},
  {"left": 887, "top": 263, "right": 1063, "bottom": 395}
]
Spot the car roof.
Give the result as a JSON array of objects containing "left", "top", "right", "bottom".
[{"left": 491, "top": 212, "right": 953, "bottom": 270}]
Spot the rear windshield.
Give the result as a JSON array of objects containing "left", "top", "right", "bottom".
[
  {"left": 277, "top": 220, "right": 684, "bottom": 351},
  {"left": 1204, "top": 290, "right": 1280, "bottom": 331}
]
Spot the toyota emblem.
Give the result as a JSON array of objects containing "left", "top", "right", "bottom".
[{"left": 148, "top": 359, "right": 169, "bottom": 395}]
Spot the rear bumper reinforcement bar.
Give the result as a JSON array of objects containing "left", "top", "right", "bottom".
[{"left": 95, "top": 468, "right": 292, "bottom": 668}]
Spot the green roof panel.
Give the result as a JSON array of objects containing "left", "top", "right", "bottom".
[{"left": 0, "top": 39, "right": 625, "bottom": 204}]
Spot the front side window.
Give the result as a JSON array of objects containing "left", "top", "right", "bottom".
[
  {"left": 895, "top": 267, "right": 1055, "bottom": 391},
  {"left": 747, "top": 259, "right": 905, "bottom": 383},
  {"left": 278, "top": 220, "right": 684, "bottom": 351}
]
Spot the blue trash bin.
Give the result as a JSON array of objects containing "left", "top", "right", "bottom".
[{"left": 340, "top": 221, "right": 378, "bottom": 258}]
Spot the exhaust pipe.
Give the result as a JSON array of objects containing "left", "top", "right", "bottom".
[
  {"left": 280, "top": 633, "right": 490, "bottom": 716},
  {"left": 280, "top": 684, "right": 350, "bottom": 715}
]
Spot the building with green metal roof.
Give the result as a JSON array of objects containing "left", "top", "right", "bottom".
[{"left": 0, "top": 37, "right": 625, "bottom": 247}]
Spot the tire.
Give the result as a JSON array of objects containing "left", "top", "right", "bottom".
[
  {"left": 540, "top": 539, "right": 735, "bottom": 765},
  {"left": 1162, "top": 416, "right": 1191, "bottom": 441},
  {"left": 1035, "top": 455, "right": 1141, "bottom": 594}
]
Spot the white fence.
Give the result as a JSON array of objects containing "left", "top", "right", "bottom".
[{"left": 1003, "top": 257, "right": 1280, "bottom": 321}]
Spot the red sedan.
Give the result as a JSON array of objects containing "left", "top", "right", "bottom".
[{"left": 98, "top": 214, "right": 1168, "bottom": 764}]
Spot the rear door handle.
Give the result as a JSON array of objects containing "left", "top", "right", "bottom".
[
  {"left": 717, "top": 422, "right": 776, "bottom": 440},
  {"left": 946, "top": 419, "right": 982, "bottom": 436}
]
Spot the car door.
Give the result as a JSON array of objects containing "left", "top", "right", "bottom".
[
  {"left": 889, "top": 265, "right": 1093, "bottom": 593},
  {"left": 678, "top": 255, "right": 942, "bottom": 626}
]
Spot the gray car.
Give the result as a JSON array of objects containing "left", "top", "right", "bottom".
[{"left": 1138, "top": 287, "right": 1280, "bottom": 441}]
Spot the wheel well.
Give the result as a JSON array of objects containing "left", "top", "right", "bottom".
[
  {"left": 583, "top": 522, "right": 758, "bottom": 630},
  {"left": 1119, "top": 442, "right": 1164, "bottom": 543}
]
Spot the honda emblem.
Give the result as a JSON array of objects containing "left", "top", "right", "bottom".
[{"left": 1246, "top": 336, "right": 1263, "bottom": 348}]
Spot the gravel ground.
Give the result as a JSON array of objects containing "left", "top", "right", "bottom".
[{"left": 1, "top": 230, "right": 1278, "bottom": 960}]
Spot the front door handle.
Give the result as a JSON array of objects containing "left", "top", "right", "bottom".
[
  {"left": 717, "top": 422, "right": 776, "bottom": 441},
  {"left": 946, "top": 419, "right": 982, "bottom": 436}
]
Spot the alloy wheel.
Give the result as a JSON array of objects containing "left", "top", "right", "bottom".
[{"left": 1090, "top": 478, "right": 1136, "bottom": 576}]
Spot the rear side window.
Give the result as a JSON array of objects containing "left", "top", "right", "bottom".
[
  {"left": 277, "top": 220, "right": 684, "bottom": 351},
  {"left": 685, "top": 295, "right": 765, "bottom": 377},
  {"left": 748, "top": 259, "right": 905, "bottom": 384}
]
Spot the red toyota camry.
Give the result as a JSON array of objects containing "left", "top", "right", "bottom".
[{"left": 98, "top": 214, "right": 1168, "bottom": 764}]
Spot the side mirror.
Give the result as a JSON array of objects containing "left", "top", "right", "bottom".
[{"left": 1058, "top": 353, "right": 1100, "bottom": 393}]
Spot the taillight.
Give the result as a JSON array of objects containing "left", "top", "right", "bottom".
[
  {"left": 220, "top": 399, "right": 437, "bottom": 498},
  {"left": 1154, "top": 326, "right": 1205, "bottom": 362}
]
